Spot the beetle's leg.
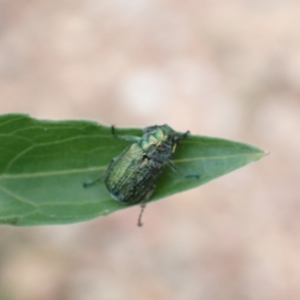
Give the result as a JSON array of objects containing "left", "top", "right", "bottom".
[
  {"left": 137, "top": 202, "right": 147, "bottom": 227},
  {"left": 137, "top": 184, "right": 156, "bottom": 227},
  {"left": 166, "top": 159, "right": 199, "bottom": 179},
  {"left": 176, "top": 130, "right": 190, "bottom": 140},
  {"left": 83, "top": 169, "right": 108, "bottom": 188},
  {"left": 172, "top": 130, "right": 190, "bottom": 153},
  {"left": 83, "top": 158, "right": 115, "bottom": 188},
  {"left": 83, "top": 176, "right": 102, "bottom": 188},
  {"left": 173, "top": 130, "right": 190, "bottom": 145},
  {"left": 111, "top": 125, "right": 140, "bottom": 142}
]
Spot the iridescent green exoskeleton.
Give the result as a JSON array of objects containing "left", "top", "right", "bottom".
[{"left": 84, "top": 124, "right": 198, "bottom": 226}]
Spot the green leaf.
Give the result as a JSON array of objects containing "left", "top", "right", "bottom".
[{"left": 0, "top": 114, "right": 265, "bottom": 226}]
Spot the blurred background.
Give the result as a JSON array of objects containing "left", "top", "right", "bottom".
[{"left": 0, "top": 0, "right": 300, "bottom": 299}]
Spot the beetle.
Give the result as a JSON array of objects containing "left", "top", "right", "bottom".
[{"left": 84, "top": 124, "right": 198, "bottom": 226}]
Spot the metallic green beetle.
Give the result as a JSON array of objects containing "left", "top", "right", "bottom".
[{"left": 84, "top": 124, "right": 198, "bottom": 226}]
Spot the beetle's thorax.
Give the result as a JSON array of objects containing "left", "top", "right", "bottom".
[{"left": 138, "top": 126, "right": 175, "bottom": 162}]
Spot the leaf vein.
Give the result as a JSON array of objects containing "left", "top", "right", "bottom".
[
  {"left": 0, "top": 185, "right": 36, "bottom": 207},
  {"left": 0, "top": 166, "right": 106, "bottom": 179}
]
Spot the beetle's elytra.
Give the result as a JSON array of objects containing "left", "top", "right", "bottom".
[{"left": 84, "top": 124, "right": 198, "bottom": 226}]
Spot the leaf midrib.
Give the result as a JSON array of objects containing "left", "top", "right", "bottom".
[{"left": 0, "top": 152, "right": 261, "bottom": 180}]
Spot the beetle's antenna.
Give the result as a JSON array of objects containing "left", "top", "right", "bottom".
[{"left": 137, "top": 203, "right": 147, "bottom": 227}]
